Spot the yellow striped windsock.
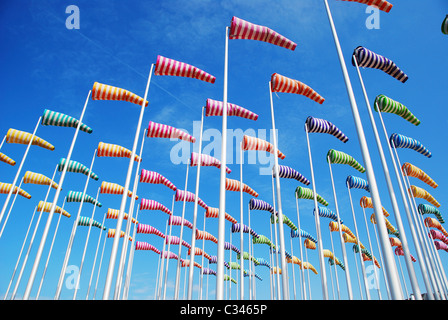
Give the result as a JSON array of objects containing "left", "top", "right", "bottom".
[
  {"left": 97, "top": 142, "right": 141, "bottom": 162},
  {"left": 5, "top": 128, "right": 54, "bottom": 151},
  {"left": 37, "top": 201, "right": 70, "bottom": 217},
  {"left": 23, "top": 171, "right": 58, "bottom": 189},
  {"left": 0, "top": 182, "right": 31, "bottom": 199},
  {"left": 0, "top": 152, "right": 16, "bottom": 166},
  {"left": 100, "top": 181, "right": 138, "bottom": 199}
]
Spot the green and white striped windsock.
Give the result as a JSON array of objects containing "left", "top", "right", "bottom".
[
  {"left": 58, "top": 158, "right": 99, "bottom": 180},
  {"left": 41, "top": 109, "right": 93, "bottom": 133},
  {"left": 295, "top": 186, "right": 329, "bottom": 206},
  {"left": 327, "top": 149, "right": 365, "bottom": 173},
  {"left": 374, "top": 95, "right": 420, "bottom": 126},
  {"left": 252, "top": 234, "right": 274, "bottom": 248},
  {"left": 77, "top": 216, "right": 106, "bottom": 230},
  {"left": 270, "top": 213, "right": 297, "bottom": 231},
  {"left": 237, "top": 251, "right": 258, "bottom": 265},
  {"left": 66, "top": 191, "right": 102, "bottom": 207},
  {"left": 229, "top": 262, "right": 240, "bottom": 270}
]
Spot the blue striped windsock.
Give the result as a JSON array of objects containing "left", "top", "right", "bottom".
[
  {"left": 58, "top": 158, "right": 99, "bottom": 180},
  {"left": 389, "top": 133, "right": 432, "bottom": 158},
  {"left": 41, "top": 109, "right": 93, "bottom": 133},
  {"left": 248, "top": 198, "right": 275, "bottom": 214},
  {"left": 305, "top": 116, "right": 349, "bottom": 143},
  {"left": 314, "top": 206, "right": 343, "bottom": 223},
  {"left": 274, "top": 165, "right": 310, "bottom": 185},
  {"left": 291, "top": 229, "right": 317, "bottom": 243},
  {"left": 346, "top": 175, "right": 370, "bottom": 192}
]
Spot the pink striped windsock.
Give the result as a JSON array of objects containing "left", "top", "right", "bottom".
[
  {"left": 394, "top": 247, "right": 416, "bottom": 262},
  {"left": 161, "top": 251, "right": 179, "bottom": 260},
  {"left": 229, "top": 16, "right": 297, "bottom": 51},
  {"left": 136, "top": 223, "right": 165, "bottom": 238},
  {"left": 429, "top": 229, "right": 448, "bottom": 245},
  {"left": 190, "top": 152, "right": 231, "bottom": 174},
  {"left": 175, "top": 189, "right": 207, "bottom": 209},
  {"left": 205, "top": 206, "right": 237, "bottom": 224},
  {"left": 139, "top": 198, "right": 172, "bottom": 215},
  {"left": 195, "top": 229, "right": 218, "bottom": 244},
  {"left": 135, "top": 241, "right": 160, "bottom": 254},
  {"left": 225, "top": 178, "right": 259, "bottom": 197},
  {"left": 434, "top": 241, "right": 448, "bottom": 252},
  {"left": 146, "top": 121, "right": 196, "bottom": 143},
  {"left": 205, "top": 98, "right": 258, "bottom": 121},
  {"left": 165, "top": 235, "right": 191, "bottom": 249},
  {"left": 168, "top": 215, "right": 193, "bottom": 229},
  {"left": 139, "top": 169, "right": 177, "bottom": 191},
  {"left": 241, "top": 135, "right": 285, "bottom": 159},
  {"left": 154, "top": 55, "right": 215, "bottom": 84}
]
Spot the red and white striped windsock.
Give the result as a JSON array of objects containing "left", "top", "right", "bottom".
[
  {"left": 241, "top": 135, "right": 285, "bottom": 159},
  {"left": 146, "top": 121, "right": 196, "bottom": 143},
  {"left": 168, "top": 215, "right": 193, "bottom": 229},
  {"left": 181, "top": 259, "right": 202, "bottom": 269},
  {"left": 205, "top": 206, "right": 237, "bottom": 224},
  {"left": 174, "top": 189, "right": 207, "bottom": 209},
  {"left": 165, "top": 235, "right": 191, "bottom": 249},
  {"left": 92, "top": 82, "right": 148, "bottom": 107},
  {"left": 136, "top": 223, "right": 165, "bottom": 238},
  {"left": 139, "top": 169, "right": 177, "bottom": 191},
  {"left": 337, "top": 0, "right": 393, "bottom": 13},
  {"left": 139, "top": 198, "right": 172, "bottom": 215},
  {"left": 190, "top": 152, "right": 231, "bottom": 174},
  {"left": 205, "top": 98, "right": 258, "bottom": 121},
  {"left": 135, "top": 241, "right": 160, "bottom": 254},
  {"left": 161, "top": 251, "right": 179, "bottom": 260},
  {"left": 154, "top": 55, "right": 216, "bottom": 84},
  {"left": 225, "top": 178, "right": 259, "bottom": 197},
  {"left": 229, "top": 16, "right": 297, "bottom": 51},
  {"left": 195, "top": 229, "right": 218, "bottom": 244},
  {"left": 270, "top": 73, "right": 325, "bottom": 104}
]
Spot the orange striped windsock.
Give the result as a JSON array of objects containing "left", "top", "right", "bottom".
[
  {"left": 271, "top": 267, "right": 282, "bottom": 275},
  {"left": 303, "top": 262, "right": 318, "bottom": 275},
  {"left": 106, "top": 208, "right": 138, "bottom": 224},
  {"left": 100, "top": 181, "right": 138, "bottom": 199},
  {"left": 409, "top": 185, "right": 440, "bottom": 208},
  {"left": 6, "top": 128, "right": 54, "bottom": 151},
  {"left": 107, "top": 228, "right": 132, "bottom": 241},
  {"left": 329, "top": 221, "right": 356, "bottom": 239},
  {"left": 23, "top": 171, "right": 58, "bottom": 189},
  {"left": 91, "top": 82, "right": 148, "bottom": 107},
  {"left": 154, "top": 55, "right": 216, "bottom": 84},
  {"left": 360, "top": 196, "right": 389, "bottom": 217},
  {"left": 146, "top": 121, "right": 196, "bottom": 143},
  {"left": 225, "top": 178, "right": 258, "bottom": 197},
  {"left": 370, "top": 213, "right": 399, "bottom": 237},
  {"left": 0, "top": 152, "right": 15, "bottom": 166},
  {"left": 188, "top": 247, "right": 211, "bottom": 260},
  {"left": 425, "top": 217, "right": 448, "bottom": 238},
  {"left": 205, "top": 206, "right": 237, "bottom": 224},
  {"left": 402, "top": 162, "right": 438, "bottom": 188},
  {"left": 97, "top": 142, "right": 141, "bottom": 162},
  {"left": 343, "top": 233, "right": 366, "bottom": 249},
  {"left": 389, "top": 237, "right": 402, "bottom": 247},
  {"left": 195, "top": 229, "right": 218, "bottom": 244},
  {"left": 304, "top": 238, "right": 316, "bottom": 250},
  {"left": 270, "top": 73, "right": 325, "bottom": 104},
  {"left": 0, "top": 182, "right": 31, "bottom": 199},
  {"left": 241, "top": 135, "right": 285, "bottom": 159},
  {"left": 37, "top": 201, "right": 70, "bottom": 218}
]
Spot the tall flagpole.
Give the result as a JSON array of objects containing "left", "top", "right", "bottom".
[
  {"left": 352, "top": 56, "right": 422, "bottom": 300},
  {"left": 0, "top": 116, "right": 42, "bottom": 225},
  {"left": 294, "top": 198, "right": 306, "bottom": 300},
  {"left": 304, "top": 124, "right": 328, "bottom": 300},
  {"left": 239, "top": 142, "right": 244, "bottom": 300},
  {"left": 323, "top": 0, "right": 402, "bottom": 299},
  {"left": 187, "top": 107, "right": 205, "bottom": 300},
  {"left": 103, "top": 64, "right": 154, "bottom": 300},
  {"left": 269, "top": 82, "right": 289, "bottom": 300},
  {"left": 23, "top": 90, "right": 91, "bottom": 300},
  {"left": 216, "top": 26, "right": 229, "bottom": 300}
]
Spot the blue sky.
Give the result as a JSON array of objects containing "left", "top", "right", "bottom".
[{"left": 0, "top": 0, "right": 447, "bottom": 300}]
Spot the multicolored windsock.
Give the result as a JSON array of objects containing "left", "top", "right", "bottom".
[
  {"left": 174, "top": 189, "right": 207, "bottom": 209},
  {"left": 0, "top": 182, "right": 31, "bottom": 199},
  {"left": 97, "top": 142, "right": 141, "bottom": 162},
  {"left": 146, "top": 121, "right": 196, "bottom": 143},
  {"left": 429, "top": 230, "right": 448, "bottom": 246},
  {"left": 100, "top": 181, "right": 137, "bottom": 199},
  {"left": 231, "top": 223, "right": 258, "bottom": 238},
  {"left": 353, "top": 245, "right": 381, "bottom": 268},
  {"left": 229, "top": 16, "right": 297, "bottom": 50},
  {"left": 0, "top": 152, "right": 15, "bottom": 166},
  {"left": 92, "top": 82, "right": 148, "bottom": 107},
  {"left": 394, "top": 247, "right": 417, "bottom": 262},
  {"left": 314, "top": 207, "right": 342, "bottom": 223},
  {"left": 140, "top": 169, "right": 176, "bottom": 191},
  {"left": 327, "top": 149, "right": 366, "bottom": 173},
  {"left": 337, "top": 0, "right": 393, "bottom": 12},
  {"left": 66, "top": 191, "right": 102, "bottom": 207},
  {"left": 195, "top": 229, "right": 218, "bottom": 244},
  {"left": 291, "top": 229, "right": 317, "bottom": 243},
  {"left": 329, "top": 221, "right": 355, "bottom": 239},
  {"left": 106, "top": 208, "right": 138, "bottom": 224},
  {"left": 305, "top": 116, "right": 348, "bottom": 142},
  {"left": 165, "top": 235, "right": 191, "bottom": 249},
  {"left": 6, "top": 128, "right": 54, "bottom": 151},
  {"left": 270, "top": 213, "right": 297, "bottom": 231},
  {"left": 374, "top": 95, "right": 420, "bottom": 126},
  {"left": 371, "top": 213, "right": 400, "bottom": 238},
  {"left": 41, "top": 109, "right": 93, "bottom": 133},
  {"left": 418, "top": 204, "right": 444, "bottom": 224},
  {"left": 360, "top": 196, "right": 390, "bottom": 217},
  {"left": 205, "top": 206, "right": 237, "bottom": 224},
  {"left": 346, "top": 175, "right": 370, "bottom": 192},
  {"left": 107, "top": 229, "right": 132, "bottom": 241},
  {"left": 139, "top": 198, "right": 172, "bottom": 215},
  {"left": 352, "top": 46, "right": 407, "bottom": 83},
  {"left": 190, "top": 152, "right": 231, "bottom": 174},
  {"left": 441, "top": 14, "right": 448, "bottom": 35},
  {"left": 135, "top": 241, "right": 160, "bottom": 254},
  {"left": 154, "top": 55, "right": 216, "bottom": 84},
  {"left": 77, "top": 216, "right": 106, "bottom": 230},
  {"left": 271, "top": 73, "right": 325, "bottom": 104},
  {"left": 425, "top": 217, "right": 448, "bottom": 238},
  {"left": 58, "top": 158, "right": 99, "bottom": 180},
  {"left": 409, "top": 185, "right": 440, "bottom": 208},
  {"left": 225, "top": 178, "right": 259, "bottom": 197},
  {"left": 37, "top": 201, "right": 70, "bottom": 217},
  {"left": 168, "top": 215, "right": 193, "bottom": 229},
  {"left": 252, "top": 235, "right": 274, "bottom": 248},
  {"left": 23, "top": 171, "right": 58, "bottom": 189},
  {"left": 241, "top": 135, "right": 285, "bottom": 159},
  {"left": 188, "top": 247, "right": 211, "bottom": 261},
  {"left": 136, "top": 223, "right": 165, "bottom": 238},
  {"left": 389, "top": 133, "right": 431, "bottom": 158},
  {"left": 248, "top": 198, "right": 275, "bottom": 215},
  {"left": 295, "top": 186, "right": 329, "bottom": 206},
  {"left": 273, "top": 165, "right": 310, "bottom": 185},
  {"left": 205, "top": 98, "right": 258, "bottom": 121},
  {"left": 402, "top": 162, "right": 438, "bottom": 188}
]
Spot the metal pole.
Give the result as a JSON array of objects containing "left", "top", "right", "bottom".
[
  {"left": 103, "top": 64, "right": 154, "bottom": 300},
  {"left": 323, "top": 0, "right": 403, "bottom": 300},
  {"left": 294, "top": 197, "right": 306, "bottom": 300},
  {"left": 239, "top": 142, "right": 245, "bottom": 300},
  {"left": 23, "top": 90, "right": 91, "bottom": 300}
]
